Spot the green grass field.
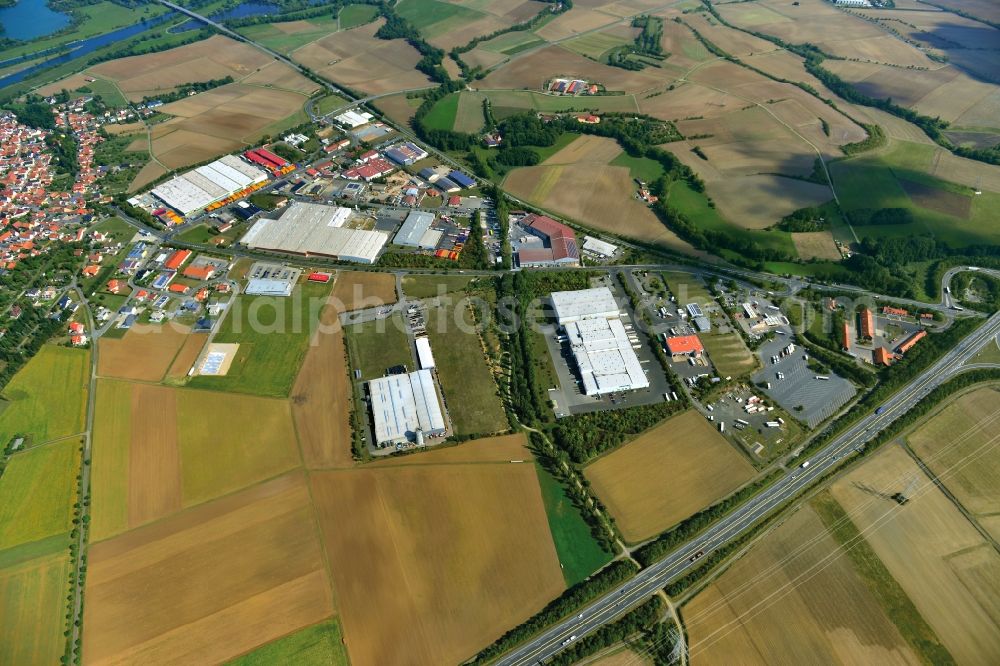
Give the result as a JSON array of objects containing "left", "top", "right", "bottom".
[
  {"left": 610, "top": 151, "right": 665, "bottom": 182},
  {"left": 484, "top": 90, "right": 640, "bottom": 118},
  {"left": 667, "top": 181, "right": 796, "bottom": 258},
  {"left": 186, "top": 281, "right": 331, "bottom": 397},
  {"left": 313, "top": 93, "right": 351, "bottom": 116},
  {"left": 425, "top": 302, "right": 508, "bottom": 436},
  {"left": 661, "top": 271, "right": 713, "bottom": 307},
  {"left": 402, "top": 275, "right": 475, "bottom": 299},
  {"left": 0, "top": 438, "right": 79, "bottom": 551},
  {"left": 424, "top": 92, "right": 461, "bottom": 131},
  {"left": 344, "top": 313, "right": 413, "bottom": 380},
  {"left": 480, "top": 31, "right": 545, "bottom": 55},
  {"left": 701, "top": 330, "right": 757, "bottom": 378},
  {"left": 830, "top": 140, "right": 1000, "bottom": 248},
  {"left": 80, "top": 77, "right": 129, "bottom": 108},
  {"left": 177, "top": 390, "right": 300, "bottom": 505},
  {"left": 535, "top": 464, "right": 612, "bottom": 586},
  {"left": 396, "top": 0, "right": 484, "bottom": 39},
  {"left": 226, "top": 619, "right": 348, "bottom": 665},
  {"left": 90, "top": 379, "right": 130, "bottom": 542},
  {"left": 0, "top": 552, "right": 71, "bottom": 666},
  {"left": 563, "top": 31, "right": 632, "bottom": 60},
  {"left": 0, "top": 345, "right": 89, "bottom": 447},
  {"left": 339, "top": 3, "right": 378, "bottom": 29}
]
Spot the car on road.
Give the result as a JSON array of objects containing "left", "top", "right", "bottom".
[
  {"left": 689, "top": 550, "right": 705, "bottom": 562},
  {"left": 561, "top": 635, "right": 577, "bottom": 646}
]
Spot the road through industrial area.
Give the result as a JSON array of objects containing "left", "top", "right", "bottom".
[{"left": 496, "top": 309, "right": 1000, "bottom": 666}]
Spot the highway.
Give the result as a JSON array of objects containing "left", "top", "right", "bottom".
[{"left": 496, "top": 309, "right": 1000, "bottom": 666}]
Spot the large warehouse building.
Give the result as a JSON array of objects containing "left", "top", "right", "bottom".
[
  {"left": 550, "top": 287, "right": 649, "bottom": 396},
  {"left": 393, "top": 211, "right": 440, "bottom": 249},
  {"left": 368, "top": 369, "right": 446, "bottom": 447},
  {"left": 151, "top": 155, "right": 267, "bottom": 216},
  {"left": 240, "top": 201, "right": 388, "bottom": 264},
  {"left": 551, "top": 287, "right": 621, "bottom": 325}
]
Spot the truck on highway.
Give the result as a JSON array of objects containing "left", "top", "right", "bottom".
[{"left": 800, "top": 460, "right": 810, "bottom": 468}]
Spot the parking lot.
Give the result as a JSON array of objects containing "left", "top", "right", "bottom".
[
  {"left": 751, "top": 336, "right": 856, "bottom": 428},
  {"left": 707, "top": 386, "right": 794, "bottom": 462}
]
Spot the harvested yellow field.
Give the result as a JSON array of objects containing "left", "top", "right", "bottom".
[
  {"left": 311, "top": 462, "right": 564, "bottom": 665},
  {"left": 294, "top": 20, "right": 433, "bottom": 95},
  {"left": 792, "top": 231, "right": 841, "bottom": 261},
  {"left": 907, "top": 387, "right": 1000, "bottom": 538},
  {"left": 91, "top": 381, "right": 301, "bottom": 540},
  {"left": 586, "top": 410, "right": 755, "bottom": 542},
  {"left": 98, "top": 323, "right": 193, "bottom": 382},
  {"left": 331, "top": 270, "right": 397, "bottom": 311},
  {"left": 476, "top": 44, "right": 669, "bottom": 94},
  {"left": 542, "top": 134, "right": 624, "bottom": 165},
  {"left": 291, "top": 296, "right": 354, "bottom": 469},
  {"left": 534, "top": 8, "right": 618, "bottom": 41},
  {"left": 686, "top": 504, "right": 920, "bottom": 665},
  {"left": 90, "top": 35, "right": 272, "bottom": 98},
  {"left": 504, "top": 162, "right": 699, "bottom": 255},
  {"left": 83, "top": 473, "right": 334, "bottom": 666},
  {"left": 371, "top": 433, "right": 529, "bottom": 466},
  {"left": 831, "top": 445, "right": 1000, "bottom": 665}
]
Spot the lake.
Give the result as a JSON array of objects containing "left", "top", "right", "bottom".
[{"left": 0, "top": 0, "right": 72, "bottom": 41}]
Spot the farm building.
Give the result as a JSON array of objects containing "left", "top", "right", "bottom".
[
  {"left": 666, "top": 335, "right": 704, "bottom": 359},
  {"left": 550, "top": 287, "right": 620, "bottom": 325},
  {"left": 565, "top": 317, "right": 649, "bottom": 396},
  {"left": 393, "top": 211, "right": 440, "bottom": 249},
  {"left": 240, "top": 201, "right": 388, "bottom": 264},
  {"left": 384, "top": 142, "right": 429, "bottom": 166},
  {"left": 518, "top": 214, "right": 579, "bottom": 268},
  {"left": 415, "top": 336, "right": 436, "bottom": 369},
  {"left": 245, "top": 278, "right": 295, "bottom": 297},
  {"left": 150, "top": 155, "right": 267, "bottom": 216},
  {"left": 368, "top": 369, "right": 446, "bottom": 447}
]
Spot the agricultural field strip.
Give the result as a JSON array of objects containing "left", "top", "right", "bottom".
[
  {"left": 496, "top": 312, "right": 1000, "bottom": 665},
  {"left": 681, "top": 412, "right": 1000, "bottom": 653}
]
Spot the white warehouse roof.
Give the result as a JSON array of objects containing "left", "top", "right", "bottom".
[
  {"left": 241, "top": 202, "right": 388, "bottom": 264},
  {"left": 368, "top": 369, "right": 446, "bottom": 445},
  {"left": 582, "top": 236, "right": 618, "bottom": 257},
  {"left": 550, "top": 287, "right": 621, "bottom": 324},
  {"left": 566, "top": 317, "right": 649, "bottom": 395},
  {"left": 151, "top": 154, "right": 266, "bottom": 215},
  {"left": 245, "top": 278, "right": 294, "bottom": 297},
  {"left": 415, "top": 336, "right": 435, "bottom": 369},
  {"left": 394, "top": 211, "right": 435, "bottom": 247},
  {"left": 335, "top": 110, "right": 373, "bottom": 128}
]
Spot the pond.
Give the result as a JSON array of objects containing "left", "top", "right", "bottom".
[{"left": 0, "top": 0, "right": 72, "bottom": 42}]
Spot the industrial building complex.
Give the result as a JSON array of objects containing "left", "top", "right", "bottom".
[
  {"left": 393, "top": 211, "right": 441, "bottom": 249},
  {"left": 550, "top": 287, "right": 649, "bottom": 395},
  {"left": 240, "top": 201, "right": 388, "bottom": 264},
  {"left": 368, "top": 369, "right": 447, "bottom": 447},
  {"left": 150, "top": 155, "right": 268, "bottom": 216},
  {"left": 517, "top": 214, "right": 580, "bottom": 268}
]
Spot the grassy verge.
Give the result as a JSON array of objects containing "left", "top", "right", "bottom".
[
  {"left": 343, "top": 314, "right": 412, "bottom": 380},
  {"left": 535, "top": 464, "right": 612, "bottom": 586},
  {"left": 225, "top": 618, "right": 349, "bottom": 665}
]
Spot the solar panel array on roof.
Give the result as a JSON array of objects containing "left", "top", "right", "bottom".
[{"left": 447, "top": 170, "right": 475, "bottom": 188}]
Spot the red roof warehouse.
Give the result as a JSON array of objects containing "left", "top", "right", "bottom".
[
  {"left": 666, "top": 335, "right": 703, "bottom": 356},
  {"left": 163, "top": 249, "right": 191, "bottom": 270}
]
